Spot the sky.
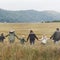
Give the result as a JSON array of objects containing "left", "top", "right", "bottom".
[{"left": 0, "top": 0, "right": 60, "bottom": 12}]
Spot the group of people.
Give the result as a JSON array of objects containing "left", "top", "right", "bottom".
[
  {"left": 0, "top": 28, "right": 60, "bottom": 45},
  {"left": 0, "top": 30, "right": 38, "bottom": 45},
  {"left": 41, "top": 28, "right": 60, "bottom": 44}
]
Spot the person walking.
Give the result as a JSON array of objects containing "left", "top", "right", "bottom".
[
  {"left": 6, "top": 30, "right": 18, "bottom": 43},
  {"left": 40, "top": 34, "right": 49, "bottom": 45},
  {"left": 50, "top": 28, "right": 60, "bottom": 44},
  {"left": 27, "top": 30, "right": 38, "bottom": 45},
  {"left": 0, "top": 33, "right": 5, "bottom": 42},
  {"left": 18, "top": 35, "right": 26, "bottom": 45}
]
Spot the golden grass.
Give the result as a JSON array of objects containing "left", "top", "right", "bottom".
[{"left": 0, "top": 23, "right": 60, "bottom": 60}]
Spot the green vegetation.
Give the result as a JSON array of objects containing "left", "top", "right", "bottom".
[
  {"left": 52, "top": 20, "right": 60, "bottom": 22},
  {"left": 0, "top": 9, "right": 60, "bottom": 23}
]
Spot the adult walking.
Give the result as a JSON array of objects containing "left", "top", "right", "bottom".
[
  {"left": 6, "top": 30, "right": 18, "bottom": 43},
  {"left": 50, "top": 28, "right": 60, "bottom": 43},
  {"left": 27, "top": 30, "right": 38, "bottom": 45}
]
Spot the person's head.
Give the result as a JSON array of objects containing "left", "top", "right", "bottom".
[
  {"left": 56, "top": 28, "right": 59, "bottom": 31},
  {"left": 1, "top": 33, "right": 4, "bottom": 36},
  {"left": 30, "top": 30, "right": 33, "bottom": 33},
  {"left": 43, "top": 34, "right": 45, "bottom": 36},
  {"left": 9, "top": 30, "right": 15, "bottom": 33},
  {"left": 22, "top": 35, "right": 25, "bottom": 38}
]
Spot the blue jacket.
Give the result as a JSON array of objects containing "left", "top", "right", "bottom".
[{"left": 27, "top": 33, "right": 38, "bottom": 41}]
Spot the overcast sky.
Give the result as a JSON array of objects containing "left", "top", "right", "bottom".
[{"left": 0, "top": 0, "right": 60, "bottom": 12}]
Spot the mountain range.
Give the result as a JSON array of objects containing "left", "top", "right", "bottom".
[{"left": 0, "top": 9, "right": 60, "bottom": 23}]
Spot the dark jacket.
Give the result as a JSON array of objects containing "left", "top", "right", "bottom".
[
  {"left": 20, "top": 38, "right": 25, "bottom": 44},
  {"left": 27, "top": 33, "right": 38, "bottom": 41},
  {"left": 0, "top": 35, "right": 5, "bottom": 41},
  {"left": 50, "top": 31, "right": 60, "bottom": 41}
]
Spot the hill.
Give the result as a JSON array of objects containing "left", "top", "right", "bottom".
[{"left": 0, "top": 9, "right": 60, "bottom": 23}]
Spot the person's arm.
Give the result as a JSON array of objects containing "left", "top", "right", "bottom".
[
  {"left": 34, "top": 34, "right": 38, "bottom": 40},
  {"left": 5, "top": 34, "right": 9, "bottom": 37},
  {"left": 50, "top": 32, "right": 56, "bottom": 39},
  {"left": 14, "top": 34, "right": 19, "bottom": 39},
  {"left": 3, "top": 36, "right": 5, "bottom": 39},
  {"left": 27, "top": 34, "right": 30, "bottom": 42},
  {"left": 40, "top": 36, "right": 43, "bottom": 41}
]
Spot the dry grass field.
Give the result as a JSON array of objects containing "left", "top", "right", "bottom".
[{"left": 0, "top": 23, "right": 60, "bottom": 60}]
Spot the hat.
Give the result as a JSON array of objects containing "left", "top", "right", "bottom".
[
  {"left": 9, "top": 30, "right": 15, "bottom": 32},
  {"left": 56, "top": 28, "right": 59, "bottom": 30}
]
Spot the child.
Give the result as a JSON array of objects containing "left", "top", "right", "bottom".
[
  {"left": 19, "top": 35, "right": 26, "bottom": 45},
  {"left": 0, "top": 33, "right": 5, "bottom": 42},
  {"left": 40, "top": 34, "right": 48, "bottom": 45}
]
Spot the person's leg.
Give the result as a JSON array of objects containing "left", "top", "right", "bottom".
[
  {"left": 9, "top": 40, "right": 14, "bottom": 43},
  {"left": 32, "top": 40, "right": 35, "bottom": 45},
  {"left": 30, "top": 40, "right": 35, "bottom": 45},
  {"left": 54, "top": 40, "right": 57, "bottom": 44},
  {"left": 30, "top": 40, "right": 32, "bottom": 45},
  {"left": 1, "top": 39, "right": 4, "bottom": 42}
]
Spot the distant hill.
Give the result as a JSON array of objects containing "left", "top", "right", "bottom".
[{"left": 0, "top": 9, "right": 60, "bottom": 23}]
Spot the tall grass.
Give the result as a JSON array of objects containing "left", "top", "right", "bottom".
[
  {"left": 0, "top": 42, "right": 60, "bottom": 60},
  {"left": 0, "top": 23, "right": 60, "bottom": 60}
]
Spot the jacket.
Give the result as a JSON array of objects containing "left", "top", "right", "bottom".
[
  {"left": 27, "top": 33, "right": 38, "bottom": 41},
  {"left": 50, "top": 31, "right": 60, "bottom": 41}
]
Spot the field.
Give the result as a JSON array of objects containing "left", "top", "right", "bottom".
[{"left": 0, "top": 23, "right": 60, "bottom": 60}]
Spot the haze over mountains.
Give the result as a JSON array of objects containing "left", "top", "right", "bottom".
[{"left": 0, "top": 9, "right": 60, "bottom": 23}]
